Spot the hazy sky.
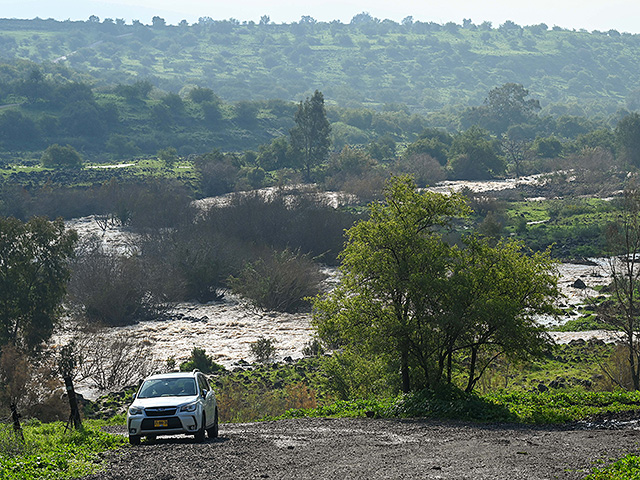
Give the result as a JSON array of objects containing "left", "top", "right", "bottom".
[{"left": 1, "top": 0, "right": 639, "bottom": 34}]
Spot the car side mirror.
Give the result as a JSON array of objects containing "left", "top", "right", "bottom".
[
  {"left": 132, "top": 393, "right": 136, "bottom": 400},
  {"left": 201, "top": 389, "right": 208, "bottom": 398}
]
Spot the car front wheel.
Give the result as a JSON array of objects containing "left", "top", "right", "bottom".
[
  {"left": 207, "top": 407, "right": 219, "bottom": 439},
  {"left": 194, "top": 414, "right": 206, "bottom": 443},
  {"left": 129, "top": 435, "right": 141, "bottom": 446}
]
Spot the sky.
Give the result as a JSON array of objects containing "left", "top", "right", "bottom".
[{"left": 1, "top": 0, "right": 639, "bottom": 34}]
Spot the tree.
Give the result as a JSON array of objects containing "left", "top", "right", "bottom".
[
  {"left": 599, "top": 187, "right": 640, "bottom": 389},
  {"left": 313, "top": 176, "right": 469, "bottom": 392},
  {"left": 313, "top": 176, "right": 558, "bottom": 393},
  {"left": 462, "top": 83, "right": 540, "bottom": 134},
  {"left": 41, "top": 144, "right": 83, "bottom": 169},
  {"left": 448, "top": 126, "right": 504, "bottom": 179},
  {"left": 158, "top": 146, "right": 178, "bottom": 168},
  {"left": 0, "top": 217, "right": 77, "bottom": 352},
  {"left": 615, "top": 113, "right": 640, "bottom": 167},
  {"left": 290, "top": 90, "right": 331, "bottom": 181}
]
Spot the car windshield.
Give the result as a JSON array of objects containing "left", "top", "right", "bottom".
[{"left": 137, "top": 378, "right": 197, "bottom": 398}]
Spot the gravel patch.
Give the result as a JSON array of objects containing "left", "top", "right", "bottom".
[{"left": 83, "top": 417, "right": 640, "bottom": 479}]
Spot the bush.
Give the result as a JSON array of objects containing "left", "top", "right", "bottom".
[
  {"left": 40, "top": 143, "right": 83, "bottom": 169},
  {"left": 68, "top": 236, "right": 165, "bottom": 326},
  {"left": 180, "top": 347, "right": 225, "bottom": 374},
  {"left": 229, "top": 249, "right": 325, "bottom": 313},
  {"left": 250, "top": 337, "right": 277, "bottom": 364}
]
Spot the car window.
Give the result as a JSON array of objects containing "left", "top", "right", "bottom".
[
  {"left": 197, "top": 374, "right": 208, "bottom": 393},
  {"left": 137, "top": 378, "right": 197, "bottom": 398}
]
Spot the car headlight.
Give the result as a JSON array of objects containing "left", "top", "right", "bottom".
[
  {"left": 128, "top": 406, "right": 144, "bottom": 415},
  {"left": 179, "top": 402, "right": 198, "bottom": 412}
]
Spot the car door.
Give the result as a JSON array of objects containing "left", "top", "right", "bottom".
[{"left": 197, "top": 373, "right": 215, "bottom": 426}]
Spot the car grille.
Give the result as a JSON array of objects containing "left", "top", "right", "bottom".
[
  {"left": 144, "top": 407, "right": 177, "bottom": 417},
  {"left": 141, "top": 417, "right": 182, "bottom": 430}
]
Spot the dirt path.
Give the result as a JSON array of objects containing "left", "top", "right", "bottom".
[{"left": 84, "top": 417, "right": 640, "bottom": 479}]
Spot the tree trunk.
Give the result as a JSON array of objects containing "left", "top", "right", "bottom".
[
  {"left": 401, "top": 349, "right": 410, "bottom": 393},
  {"left": 10, "top": 403, "right": 23, "bottom": 440},
  {"left": 64, "top": 375, "right": 83, "bottom": 430},
  {"left": 466, "top": 346, "right": 478, "bottom": 393}
]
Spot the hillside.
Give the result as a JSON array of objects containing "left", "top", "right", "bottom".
[{"left": 1, "top": 16, "right": 639, "bottom": 116}]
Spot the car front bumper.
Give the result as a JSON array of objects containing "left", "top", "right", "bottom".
[{"left": 127, "top": 413, "right": 200, "bottom": 436}]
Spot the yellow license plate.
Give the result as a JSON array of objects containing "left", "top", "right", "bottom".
[{"left": 154, "top": 419, "right": 168, "bottom": 428}]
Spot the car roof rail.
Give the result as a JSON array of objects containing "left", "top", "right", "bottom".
[{"left": 193, "top": 369, "right": 200, "bottom": 373}]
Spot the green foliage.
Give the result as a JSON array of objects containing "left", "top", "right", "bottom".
[
  {"left": 0, "top": 217, "right": 77, "bottom": 352},
  {"left": 250, "top": 337, "right": 277, "bottom": 364},
  {"left": 0, "top": 420, "right": 126, "bottom": 479},
  {"left": 486, "top": 389, "right": 640, "bottom": 423},
  {"left": 40, "top": 144, "right": 83, "bottom": 169},
  {"left": 157, "top": 146, "right": 178, "bottom": 168},
  {"left": 448, "top": 126, "right": 504, "bottom": 179},
  {"left": 179, "top": 347, "right": 225, "bottom": 374},
  {"left": 278, "top": 387, "right": 640, "bottom": 425},
  {"left": 384, "top": 385, "right": 515, "bottom": 422},
  {"left": 290, "top": 90, "right": 331, "bottom": 181},
  {"left": 585, "top": 455, "right": 640, "bottom": 480},
  {"left": 314, "top": 176, "right": 558, "bottom": 393},
  {"left": 615, "top": 112, "right": 640, "bottom": 167},
  {"left": 462, "top": 83, "right": 541, "bottom": 134}
]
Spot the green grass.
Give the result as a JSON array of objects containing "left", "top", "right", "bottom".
[
  {"left": 585, "top": 455, "right": 640, "bottom": 480},
  {"left": 0, "top": 419, "right": 126, "bottom": 480},
  {"left": 273, "top": 387, "right": 640, "bottom": 425}
]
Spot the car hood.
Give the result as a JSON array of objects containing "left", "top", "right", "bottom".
[{"left": 131, "top": 395, "right": 200, "bottom": 409}]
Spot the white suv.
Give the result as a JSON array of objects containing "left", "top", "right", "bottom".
[{"left": 127, "top": 370, "right": 218, "bottom": 445}]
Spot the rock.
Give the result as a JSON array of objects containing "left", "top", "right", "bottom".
[
  {"left": 537, "top": 383, "right": 548, "bottom": 392},
  {"left": 572, "top": 279, "right": 587, "bottom": 289}
]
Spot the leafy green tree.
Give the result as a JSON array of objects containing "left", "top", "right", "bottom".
[
  {"left": 158, "top": 146, "right": 178, "bottom": 168},
  {"left": 290, "top": 90, "right": 331, "bottom": 181},
  {"left": 448, "top": 126, "right": 504, "bottom": 179},
  {"left": 188, "top": 86, "right": 217, "bottom": 104},
  {"left": 41, "top": 144, "right": 83, "bottom": 169},
  {"left": 533, "top": 135, "right": 563, "bottom": 158},
  {"left": 0, "top": 110, "right": 39, "bottom": 147},
  {"left": 257, "top": 136, "right": 295, "bottom": 170},
  {"left": 313, "top": 176, "right": 469, "bottom": 392},
  {"left": 462, "top": 83, "right": 540, "bottom": 134},
  {"left": 0, "top": 217, "right": 77, "bottom": 352},
  {"left": 615, "top": 113, "right": 640, "bottom": 167},
  {"left": 313, "top": 176, "right": 558, "bottom": 393}
]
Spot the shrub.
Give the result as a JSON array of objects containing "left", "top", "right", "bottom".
[
  {"left": 41, "top": 143, "right": 83, "bottom": 169},
  {"left": 250, "top": 337, "right": 277, "bottom": 364},
  {"left": 180, "top": 347, "right": 225, "bottom": 374},
  {"left": 230, "top": 248, "right": 325, "bottom": 313},
  {"left": 217, "top": 380, "right": 316, "bottom": 422}
]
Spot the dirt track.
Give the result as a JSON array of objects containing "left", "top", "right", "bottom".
[{"left": 83, "top": 417, "right": 640, "bottom": 479}]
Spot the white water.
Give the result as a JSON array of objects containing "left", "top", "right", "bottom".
[{"left": 60, "top": 179, "right": 620, "bottom": 397}]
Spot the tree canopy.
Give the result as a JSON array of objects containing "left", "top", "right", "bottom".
[
  {"left": 290, "top": 90, "right": 331, "bottom": 180},
  {"left": 313, "top": 176, "right": 559, "bottom": 393},
  {"left": 0, "top": 216, "right": 77, "bottom": 352}
]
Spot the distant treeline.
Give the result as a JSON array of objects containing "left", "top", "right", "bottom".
[{"left": 0, "top": 15, "right": 638, "bottom": 115}]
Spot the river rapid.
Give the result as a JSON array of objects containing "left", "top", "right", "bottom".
[{"left": 59, "top": 177, "right": 622, "bottom": 396}]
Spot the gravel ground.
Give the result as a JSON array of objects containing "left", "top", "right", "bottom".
[{"left": 83, "top": 417, "right": 640, "bottom": 480}]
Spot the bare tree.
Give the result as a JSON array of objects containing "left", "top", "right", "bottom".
[
  {"left": 71, "top": 332, "right": 155, "bottom": 391},
  {"left": 599, "top": 187, "right": 640, "bottom": 389}
]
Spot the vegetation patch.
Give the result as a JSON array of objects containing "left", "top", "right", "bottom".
[{"left": 0, "top": 420, "right": 126, "bottom": 480}]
